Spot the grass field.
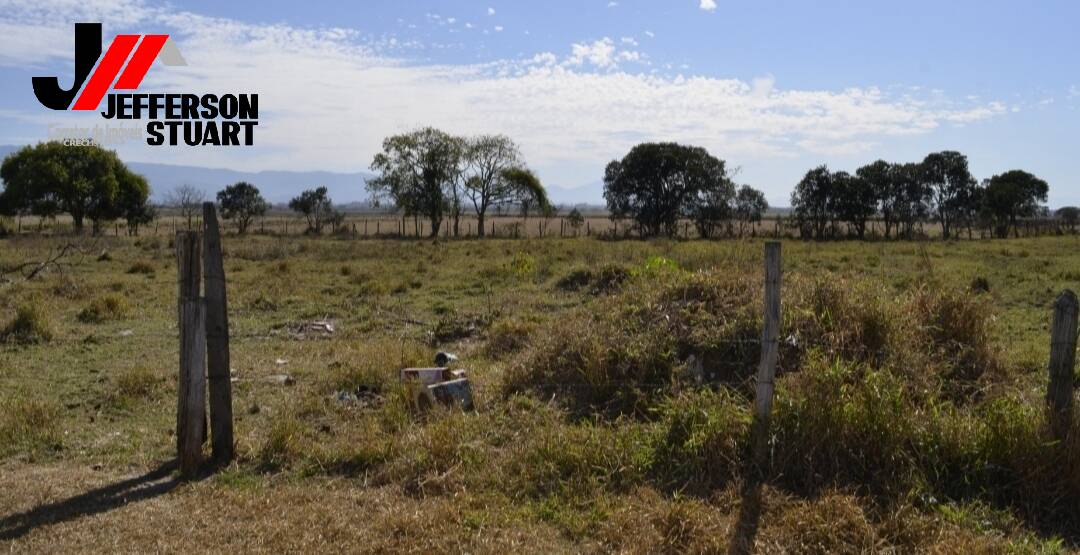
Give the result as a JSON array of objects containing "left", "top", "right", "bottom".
[{"left": 1, "top": 233, "right": 1079, "bottom": 552}]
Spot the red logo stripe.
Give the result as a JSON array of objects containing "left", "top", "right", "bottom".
[
  {"left": 71, "top": 34, "right": 140, "bottom": 111},
  {"left": 114, "top": 35, "right": 169, "bottom": 90}
]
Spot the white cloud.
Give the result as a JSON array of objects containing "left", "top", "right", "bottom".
[
  {"left": 644, "top": 30, "right": 655, "bottom": 38},
  {"left": 700, "top": 0, "right": 717, "bottom": 11},
  {"left": 494, "top": 25, "right": 503, "bottom": 32},
  {"left": 608, "top": 1, "right": 619, "bottom": 7},
  {"left": 1070, "top": 85, "right": 1080, "bottom": 98},
  {"left": 0, "top": 1, "right": 1010, "bottom": 180},
  {"left": 567, "top": 38, "right": 618, "bottom": 68},
  {"left": 487, "top": 7, "right": 495, "bottom": 15}
]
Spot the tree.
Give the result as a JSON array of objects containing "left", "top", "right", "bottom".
[
  {"left": 982, "top": 170, "right": 1049, "bottom": 238},
  {"left": 566, "top": 207, "right": 585, "bottom": 235},
  {"left": 166, "top": 184, "right": 205, "bottom": 230},
  {"left": 732, "top": 185, "right": 768, "bottom": 237},
  {"left": 217, "top": 181, "right": 268, "bottom": 234},
  {"left": 460, "top": 135, "right": 528, "bottom": 237},
  {"left": 857, "top": 160, "right": 897, "bottom": 238},
  {"left": 288, "top": 186, "right": 334, "bottom": 234},
  {"left": 921, "top": 151, "right": 977, "bottom": 240},
  {"left": 0, "top": 141, "right": 152, "bottom": 234},
  {"left": 833, "top": 172, "right": 877, "bottom": 239},
  {"left": 892, "top": 163, "right": 933, "bottom": 239},
  {"left": 504, "top": 167, "right": 550, "bottom": 229},
  {"left": 1057, "top": 206, "right": 1079, "bottom": 233},
  {"left": 604, "top": 142, "right": 730, "bottom": 238},
  {"left": 116, "top": 168, "right": 154, "bottom": 235},
  {"left": 791, "top": 166, "right": 836, "bottom": 240},
  {"left": 369, "top": 128, "right": 460, "bottom": 238}
]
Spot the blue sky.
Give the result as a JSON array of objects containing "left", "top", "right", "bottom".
[{"left": 1, "top": 0, "right": 1078, "bottom": 205}]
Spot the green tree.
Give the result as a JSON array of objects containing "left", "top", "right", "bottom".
[
  {"left": 1057, "top": 206, "right": 1079, "bottom": 233},
  {"left": 834, "top": 172, "right": 877, "bottom": 239},
  {"left": 369, "top": 128, "right": 461, "bottom": 238},
  {"left": 604, "top": 142, "right": 730, "bottom": 238},
  {"left": 288, "top": 186, "right": 333, "bottom": 234},
  {"left": 791, "top": 166, "right": 836, "bottom": 240},
  {"left": 732, "top": 185, "right": 768, "bottom": 237},
  {"left": 459, "top": 135, "right": 532, "bottom": 237},
  {"left": 217, "top": 181, "right": 268, "bottom": 234},
  {"left": 566, "top": 207, "right": 585, "bottom": 234},
  {"left": 116, "top": 168, "right": 154, "bottom": 235},
  {"left": 0, "top": 141, "right": 151, "bottom": 234},
  {"left": 503, "top": 167, "right": 550, "bottom": 229},
  {"left": 856, "top": 160, "right": 898, "bottom": 238},
  {"left": 921, "top": 151, "right": 977, "bottom": 239},
  {"left": 982, "top": 170, "right": 1049, "bottom": 238}
]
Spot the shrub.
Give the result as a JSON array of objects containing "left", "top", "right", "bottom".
[
  {"left": 1, "top": 303, "right": 54, "bottom": 344},
  {"left": 484, "top": 318, "right": 534, "bottom": 358},
  {"left": 77, "top": 295, "right": 132, "bottom": 323},
  {"left": 126, "top": 261, "right": 156, "bottom": 275},
  {"left": 114, "top": 366, "right": 162, "bottom": 400},
  {"left": 0, "top": 394, "right": 61, "bottom": 457},
  {"left": 258, "top": 413, "right": 308, "bottom": 471},
  {"left": 555, "top": 264, "right": 630, "bottom": 294}
]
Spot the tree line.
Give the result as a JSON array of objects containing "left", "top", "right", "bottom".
[
  {"left": 0, "top": 139, "right": 1074, "bottom": 240},
  {"left": 791, "top": 152, "right": 1054, "bottom": 240}
]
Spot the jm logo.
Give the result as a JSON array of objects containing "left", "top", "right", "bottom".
[{"left": 33, "top": 23, "right": 187, "bottom": 111}]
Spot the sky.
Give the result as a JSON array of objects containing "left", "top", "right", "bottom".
[{"left": 0, "top": 0, "right": 1078, "bottom": 206}]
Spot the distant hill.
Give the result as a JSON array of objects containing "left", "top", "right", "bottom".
[
  {"left": 546, "top": 180, "right": 606, "bottom": 207},
  {"left": 128, "top": 162, "right": 375, "bottom": 205}
]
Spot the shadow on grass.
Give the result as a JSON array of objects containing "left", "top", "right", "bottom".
[{"left": 0, "top": 459, "right": 196, "bottom": 541}]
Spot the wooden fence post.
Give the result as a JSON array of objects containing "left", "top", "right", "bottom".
[
  {"left": 176, "top": 231, "right": 206, "bottom": 477},
  {"left": 202, "top": 203, "right": 233, "bottom": 463},
  {"left": 750, "top": 242, "right": 781, "bottom": 478},
  {"left": 1048, "top": 289, "right": 1078, "bottom": 441}
]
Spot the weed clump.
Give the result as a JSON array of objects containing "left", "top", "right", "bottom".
[
  {"left": 1, "top": 303, "right": 54, "bottom": 344},
  {"left": 77, "top": 295, "right": 132, "bottom": 323},
  {"left": 126, "top": 261, "right": 156, "bottom": 275},
  {"left": 0, "top": 394, "right": 61, "bottom": 457},
  {"left": 555, "top": 264, "right": 630, "bottom": 294},
  {"left": 484, "top": 318, "right": 534, "bottom": 358},
  {"left": 114, "top": 366, "right": 162, "bottom": 400}
]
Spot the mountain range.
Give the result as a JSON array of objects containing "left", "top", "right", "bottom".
[{"left": 0, "top": 145, "right": 606, "bottom": 207}]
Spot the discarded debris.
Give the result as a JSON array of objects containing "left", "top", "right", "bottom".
[
  {"left": 275, "top": 358, "right": 288, "bottom": 366},
  {"left": 307, "top": 320, "right": 335, "bottom": 334},
  {"left": 684, "top": 354, "right": 704, "bottom": 383},
  {"left": 401, "top": 367, "right": 453, "bottom": 385},
  {"left": 268, "top": 374, "right": 295, "bottom": 386},
  {"left": 426, "top": 378, "right": 474, "bottom": 411},
  {"left": 402, "top": 354, "right": 474, "bottom": 411},
  {"left": 117, "top": 329, "right": 134, "bottom": 337}
]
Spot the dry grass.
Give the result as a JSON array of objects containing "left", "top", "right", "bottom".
[
  {"left": 76, "top": 294, "right": 132, "bottom": 323},
  {"left": 1, "top": 234, "right": 1078, "bottom": 552},
  {"left": 0, "top": 303, "right": 54, "bottom": 344}
]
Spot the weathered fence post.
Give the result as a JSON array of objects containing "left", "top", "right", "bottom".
[
  {"left": 751, "top": 241, "right": 781, "bottom": 477},
  {"left": 176, "top": 231, "right": 206, "bottom": 477},
  {"left": 202, "top": 203, "right": 233, "bottom": 463},
  {"left": 1048, "top": 289, "right": 1078, "bottom": 441},
  {"left": 730, "top": 242, "right": 782, "bottom": 555}
]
